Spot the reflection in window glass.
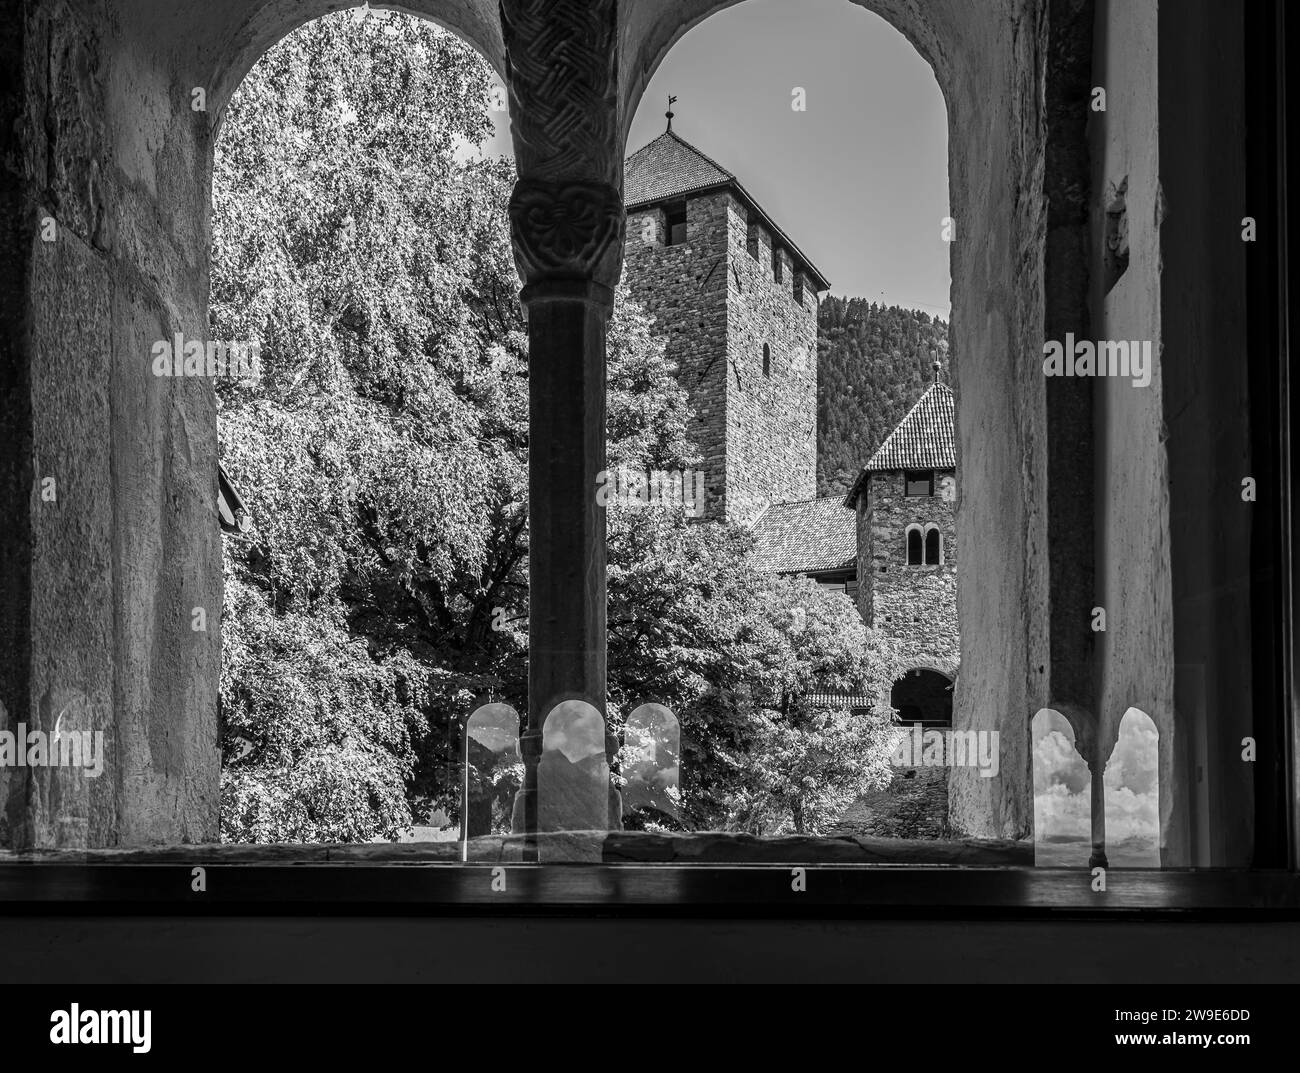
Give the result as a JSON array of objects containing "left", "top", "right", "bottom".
[
  {"left": 1032, "top": 709, "right": 1091, "bottom": 866},
  {"left": 1103, "top": 708, "right": 1160, "bottom": 867},
  {"left": 620, "top": 703, "right": 681, "bottom": 827}
]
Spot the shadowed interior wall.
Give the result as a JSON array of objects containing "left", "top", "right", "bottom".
[
  {"left": 1089, "top": 0, "right": 1175, "bottom": 863},
  {"left": 1155, "top": 0, "right": 1252, "bottom": 867},
  {"left": 0, "top": 0, "right": 502, "bottom": 848},
  {"left": 1091, "top": 0, "right": 1254, "bottom": 868}
]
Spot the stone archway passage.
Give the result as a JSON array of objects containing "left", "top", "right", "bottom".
[{"left": 891, "top": 669, "right": 953, "bottom": 726}]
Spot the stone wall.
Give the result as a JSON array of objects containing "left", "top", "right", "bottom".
[
  {"left": 621, "top": 190, "right": 817, "bottom": 522},
  {"left": 722, "top": 196, "right": 818, "bottom": 523},
  {"left": 623, "top": 193, "right": 731, "bottom": 516},
  {"left": 858, "top": 470, "right": 960, "bottom": 671},
  {"left": 0, "top": 0, "right": 505, "bottom": 849},
  {"left": 2, "top": 0, "right": 227, "bottom": 847}
]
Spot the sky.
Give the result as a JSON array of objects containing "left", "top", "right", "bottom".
[{"left": 477, "top": 0, "right": 951, "bottom": 316}]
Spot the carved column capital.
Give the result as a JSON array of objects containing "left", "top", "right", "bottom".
[
  {"left": 501, "top": 0, "right": 624, "bottom": 303},
  {"left": 509, "top": 178, "right": 624, "bottom": 304}
]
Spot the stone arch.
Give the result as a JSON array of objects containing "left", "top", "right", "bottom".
[
  {"left": 206, "top": 1, "right": 507, "bottom": 121},
  {"left": 905, "top": 523, "right": 924, "bottom": 566},
  {"left": 891, "top": 667, "right": 953, "bottom": 726},
  {"left": 898, "top": 655, "right": 959, "bottom": 681},
  {"left": 1, "top": 0, "right": 1110, "bottom": 849},
  {"left": 626, "top": 0, "right": 1088, "bottom": 848},
  {"left": 621, "top": 1, "right": 956, "bottom": 145}
]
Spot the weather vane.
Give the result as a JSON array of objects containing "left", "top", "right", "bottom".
[{"left": 667, "top": 95, "right": 678, "bottom": 131}]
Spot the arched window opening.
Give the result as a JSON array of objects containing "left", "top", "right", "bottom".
[
  {"left": 762, "top": 343, "right": 772, "bottom": 377},
  {"left": 924, "top": 525, "right": 942, "bottom": 565},
  {"left": 214, "top": 10, "right": 525, "bottom": 847},
  {"left": 906, "top": 525, "right": 923, "bottom": 565}
]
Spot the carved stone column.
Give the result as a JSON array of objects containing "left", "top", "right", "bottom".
[{"left": 501, "top": 0, "right": 624, "bottom": 838}]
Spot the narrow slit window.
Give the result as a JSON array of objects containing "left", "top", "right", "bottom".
[{"left": 665, "top": 201, "right": 688, "bottom": 247}]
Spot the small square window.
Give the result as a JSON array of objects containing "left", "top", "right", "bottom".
[{"left": 904, "top": 470, "right": 935, "bottom": 497}]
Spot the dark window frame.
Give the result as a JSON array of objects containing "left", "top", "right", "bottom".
[
  {"left": 664, "top": 200, "right": 688, "bottom": 247},
  {"left": 904, "top": 470, "right": 935, "bottom": 497}
]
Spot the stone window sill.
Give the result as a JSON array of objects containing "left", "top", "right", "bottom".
[{"left": 1, "top": 835, "right": 1296, "bottom": 916}]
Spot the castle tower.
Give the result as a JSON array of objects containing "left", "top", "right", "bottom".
[
  {"left": 844, "top": 374, "right": 959, "bottom": 720},
  {"left": 621, "top": 124, "right": 828, "bottom": 523}
]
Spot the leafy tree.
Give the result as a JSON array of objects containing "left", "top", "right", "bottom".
[
  {"left": 213, "top": 11, "right": 694, "bottom": 840},
  {"left": 607, "top": 503, "right": 901, "bottom": 834}
]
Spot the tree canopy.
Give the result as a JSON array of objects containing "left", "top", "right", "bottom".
[{"left": 817, "top": 297, "right": 950, "bottom": 497}]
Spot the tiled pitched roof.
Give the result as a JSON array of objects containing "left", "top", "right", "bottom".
[
  {"left": 844, "top": 382, "right": 956, "bottom": 508},
  {"left": 625, "top": 130, "right": 734, "bottom": 208},
  {"left": 866, "top": 381, "right": 956, "bottom": 472},
  {"left": 750, "top": 497, "right": 857, "bottom": 575},
  {"left": 623, "top": 128, "right": 831, "bottom": 292}
]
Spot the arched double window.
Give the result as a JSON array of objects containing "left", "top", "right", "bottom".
[{"left": 906, "top": 524, "right": 944, "bottom": 566}]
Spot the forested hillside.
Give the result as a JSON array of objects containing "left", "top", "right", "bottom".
[{"left": 817, "top": 297, "right": 950, "bottom": 497}]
